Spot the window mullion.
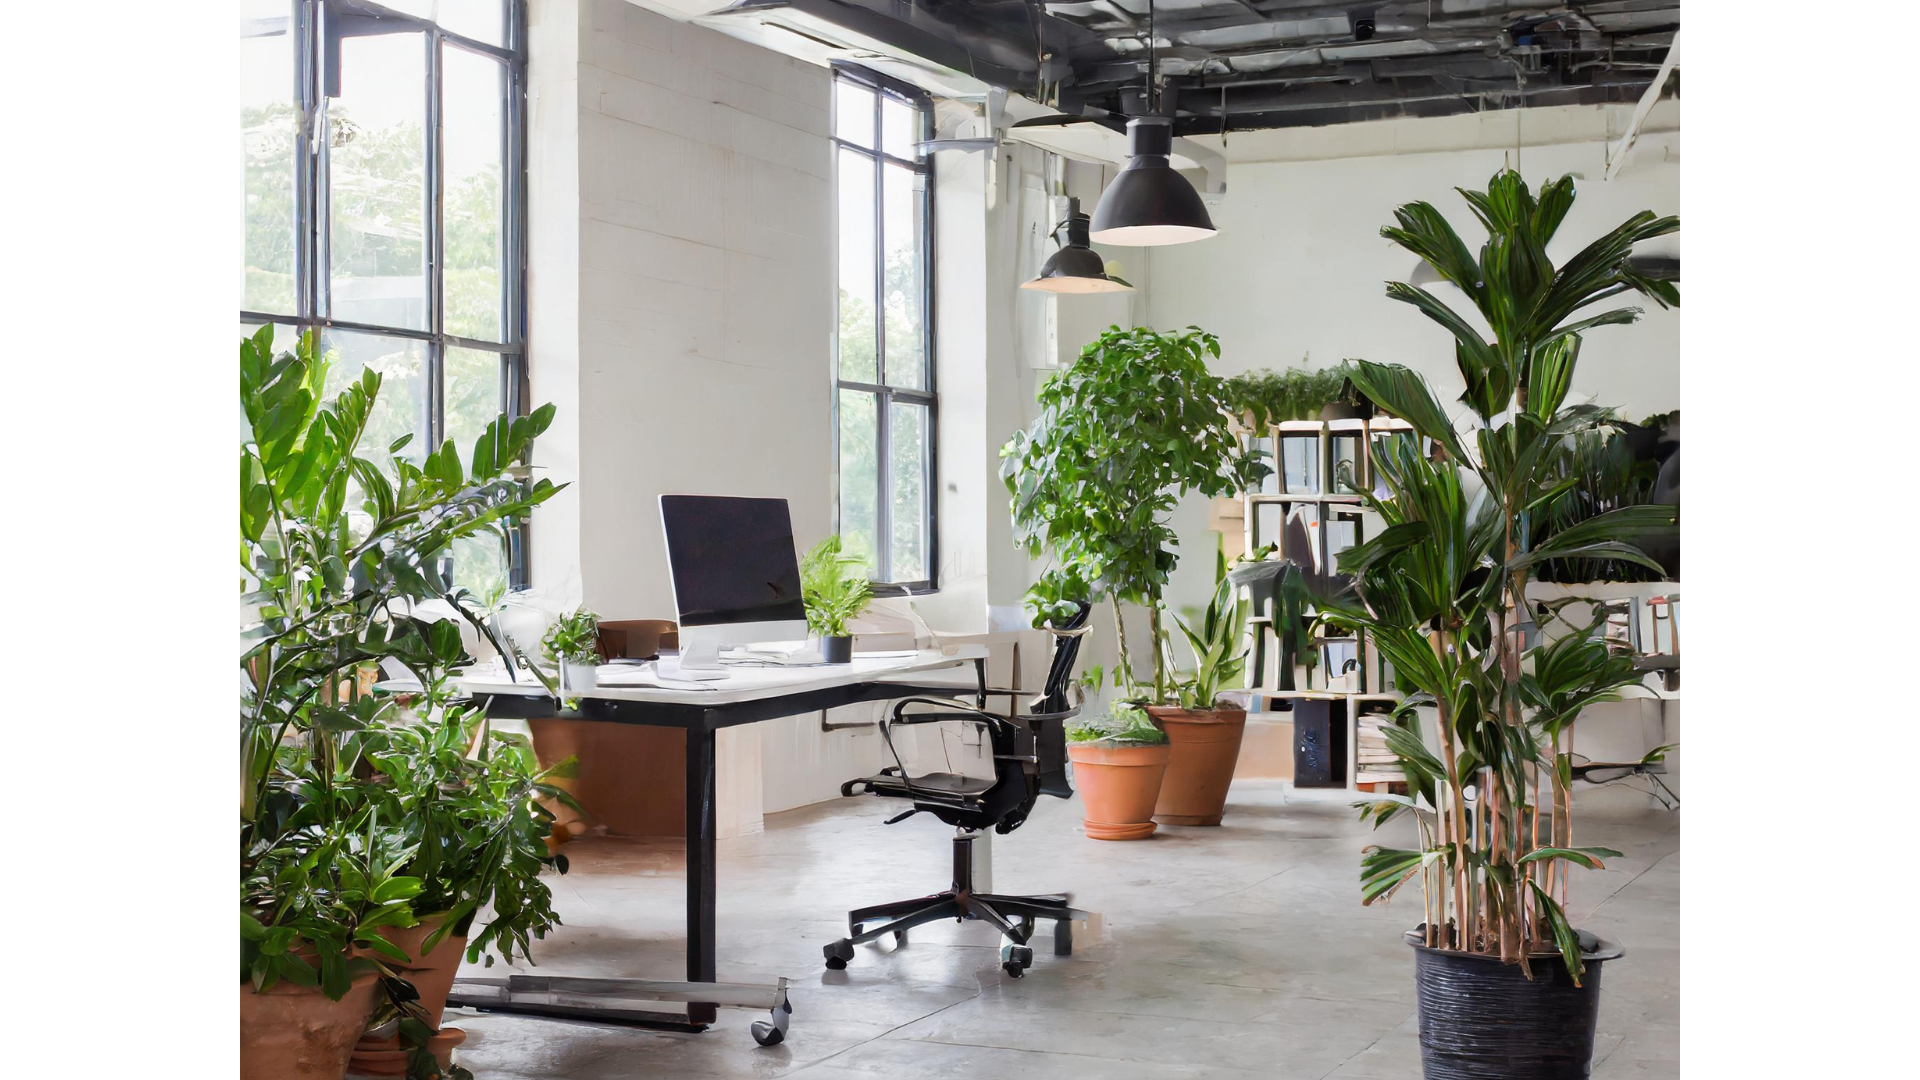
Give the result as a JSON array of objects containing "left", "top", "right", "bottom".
[
  {"left": 425, "top": 30, "right": 445, "bottom": 448},
  {"left": 874, "top": 389, "right": 892, "bottom": 584}
]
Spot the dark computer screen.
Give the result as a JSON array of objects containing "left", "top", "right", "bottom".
[{"left": 659, "top": 495, "right": 807, "bottom": 627}]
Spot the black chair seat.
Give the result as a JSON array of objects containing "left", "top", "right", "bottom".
[{"left": 858, "top": 771, "right": 994, "bottom": 798}]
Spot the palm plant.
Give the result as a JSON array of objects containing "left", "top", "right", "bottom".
[{"left": 1324, "top": 170, "right": 1677, "bottom": 983}]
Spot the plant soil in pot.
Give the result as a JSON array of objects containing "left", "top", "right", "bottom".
[
  {"left": 1146, "top": 705, "right": 1247, "bottom": 825},
  {"left": 240, "top": 972, "right": 380, "bottom": 1080},
  {"left": 1067, "top": 741, "right": 1172, "bottom": 840},
  {"left": 1407, "top": 930, "right": 1623, "bottom": 1080},
  {"left": 819, "top": 634, "right": 853, "bottom": 664}
]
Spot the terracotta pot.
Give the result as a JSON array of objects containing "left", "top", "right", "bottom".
[
  {"left": 1067, "top": 742, "right": 1172, "bottom": 840},
  {"left": 1146, "top": 706, "right": 1248, "bottom": 825},
  {"left": 240, "top": 972, "right": 379, "bottom": 1080},
  {"left": 349, "top": 1028, "right": 466, "bottom": 1076},
  {"left": 349, "top": 918, "right": 470, "bottom": 1074}
]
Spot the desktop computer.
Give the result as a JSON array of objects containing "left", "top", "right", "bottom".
[{"left": 658, "top": 495, "right": 816, "bottom": 677}]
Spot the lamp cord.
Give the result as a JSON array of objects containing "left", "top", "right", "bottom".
[{"left": 1147, "top": 0, "right": 1156, "bottom": 113}]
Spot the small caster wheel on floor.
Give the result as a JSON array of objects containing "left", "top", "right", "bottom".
[
  {"left": 823, "top": 938, "right": 855, "bottom": 970},
  {"left": 1054, "top": 919, "right": 1073, "bottom": 956},
  {"left": 1000, "top": 943, "right": 1033, "bottom": 978},
  {"left": 750, "top": 997, "right": 792, "bottom": 1046},
  {"left": 893, "top": 929, "right": 908, "bottom": 946}
]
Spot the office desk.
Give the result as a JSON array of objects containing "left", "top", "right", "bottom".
[{"left": 447, "top": 648, "right": 989, "bottom": 1044}]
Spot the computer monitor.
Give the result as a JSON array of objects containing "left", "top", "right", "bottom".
[{"left": 659, "top": 495, "right": 810, "bottom": 672}]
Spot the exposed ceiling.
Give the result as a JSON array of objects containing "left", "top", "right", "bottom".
[{"left": 678, "top": 1, "right": 1678, "bottom": 134}]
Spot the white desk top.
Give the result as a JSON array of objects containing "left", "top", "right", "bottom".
[{"left": 456, "top": 645, "right": 988, "bottom": 706}]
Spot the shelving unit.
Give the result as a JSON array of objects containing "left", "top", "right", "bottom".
[{"left": 1232, "top": 414, "right": 1417, "bottom": 695}]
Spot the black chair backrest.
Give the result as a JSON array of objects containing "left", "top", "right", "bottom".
[
  {"left": 1030, "top": 600, "right": 1090, "bottom": 802},
  {"left": 1032, "top": 601, "right": 1092, "bottom": 715}
]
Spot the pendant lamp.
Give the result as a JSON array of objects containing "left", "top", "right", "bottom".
[
  {"left": 1022, "top": 197, "right": 1134, "bottom": 293},
  {"left": 1088, "top": 0, "right": 1216, "bottom": 246}
]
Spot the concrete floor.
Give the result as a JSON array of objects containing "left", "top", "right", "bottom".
[{"left": 443, "top": 781, "right": 1679, "bottom": 1079}]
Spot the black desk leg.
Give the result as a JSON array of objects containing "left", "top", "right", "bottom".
[{"left": 685, "top": 721, "right": 719, "bottom": 1025}]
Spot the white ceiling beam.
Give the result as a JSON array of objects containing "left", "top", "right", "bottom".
[{"left": 1606, "top": 32, "right": 1680, "bottom": 180}]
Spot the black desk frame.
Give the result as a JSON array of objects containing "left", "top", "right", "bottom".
[{"left": 452, "top": 659, "right": 987, "bottom": 1042}]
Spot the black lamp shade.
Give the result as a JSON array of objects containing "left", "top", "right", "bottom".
[
  {"left": 1021, "top": 199, "right": 1133, "bottom": 293},
  {"left": 1089, "top": 117, "right": 1216, "bottom": 246}
]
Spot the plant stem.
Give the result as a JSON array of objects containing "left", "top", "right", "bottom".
[
  {"left": 1110, "top": 596, "right": 1132, "bottom": 693},
  {"left": 1433, "top": 630, "right": 1469, "bottom": 950}
]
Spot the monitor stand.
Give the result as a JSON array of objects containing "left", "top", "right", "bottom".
[{"left": 659, "top": 637, "right": 730, "bottom": 681}]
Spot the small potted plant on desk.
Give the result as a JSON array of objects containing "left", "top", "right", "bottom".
[
  {"left": 1146, "top": 568, "right": 1254, "bottom": 826},
  {"left": 1065, "top": 704, "right": 1172, "bottom": 840},
  {"left": 542, "top": 608, "right": 601, "bottom": 692},
  {"left": 801, "top": 535, "right": 873, "bottom": 663}
]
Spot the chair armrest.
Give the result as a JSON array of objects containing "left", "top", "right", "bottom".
[{"left": 889, "top": 697, "right": 1015, "bottom": 731}]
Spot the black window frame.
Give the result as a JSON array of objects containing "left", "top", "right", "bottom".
[
  {"left": 830, "top": 63, "right": 938, "bottom": 595},
  {"left": 240, "top": 0, "right": 532, "bottom": 588}
]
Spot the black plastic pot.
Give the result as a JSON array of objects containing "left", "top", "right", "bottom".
[
  {"left": 1407, "top": 930, "right": 1623, "bottom": 1080},
  {"left": 820, "top": 635, "right": 853, "bottom": 664}
]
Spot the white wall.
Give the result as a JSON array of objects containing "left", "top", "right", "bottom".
[{"left": 531, "top": 0, "right": 834, "bottom": 619}]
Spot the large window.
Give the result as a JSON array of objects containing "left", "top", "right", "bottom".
[
  {"left": 240, "top": 1, "right": 527, "bottom": 595},
  {"left": 832, "top": 66, "right": 936, "bottom": 592}
]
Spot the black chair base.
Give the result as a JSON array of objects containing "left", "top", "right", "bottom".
[{"left": 823, "top": 833, "right": 1089, "bottom": 978}]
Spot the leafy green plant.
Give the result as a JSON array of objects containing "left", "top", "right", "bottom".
[
  {"left": 1161, "top": 563, "right": 1252, "bottom": 710},
  {"left": 1532, "top": 427, "right": 1665, "bottom": 583},
  {"left": 1322, "top": 170, "right": 1677, "bottom": 983},
  {"left": 1065, "top": 703, "right": 1169, "bottom": 745},
  {"left": 241, "top": 327, "right": 568, "bottom": 1002},
  {"left": 1002, "top": 325, "right": 1267, "bottom": 700},
  {"left": 800, "top": 535, "right": 873, "bottom": 637},
  {"left": 1223, "top": 358, "right": 1368, "bottom": 428},
  {"left": 541, "top": 607, "right": 601, "bottom": 666}
]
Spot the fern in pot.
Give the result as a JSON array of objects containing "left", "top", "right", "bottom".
[
  {"left": 1320, "top": 170, "right": 1676, "bottom": 1080},
  {"left": 801, "top": 535, "right": 872, "bottom": 663}
]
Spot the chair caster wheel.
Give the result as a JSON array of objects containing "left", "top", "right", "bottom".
[
  {"left": 1054, "top": 919, "right": 1073, "bottom": 956},
  {"left": 823, "top": 939, "right": 854, "bottom": 970},
  {"left": 1000, "top": 943, "right": 1033, "bottom": 978},
  {"left": 750, "top": 998, "right": 792, "bottom": 1046},
  {"left": 893, "top": 929, "right": 908, "bottom": 946}
]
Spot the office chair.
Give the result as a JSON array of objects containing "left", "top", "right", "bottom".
[{"left": 823, "top": 601, "right": 1093, "bottom": 978}]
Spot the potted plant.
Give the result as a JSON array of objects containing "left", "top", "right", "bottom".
[
  {"left": 542, "top": 607, "right": 602, "bottom": 691},
  {"left": 241, "top": 327, "right": 568, "bottom": 1079},
  {"left": 1223, "top": 358, "right": 1374, "bottom": 428},
  {"left": 1002, "top": 323, "right": 1266, "bottom": 702},
  {"left": 1320, "top": 170, "right": 1677, "bottom": 1079},
  {"left": 1064, "top": 704, "right": 1172, "bottom": 840},
  {"left": 1147, "top": 565, "right": 1253, "bottom": 825},
  {"left": 800, "top": 535, "right": 873, "bottom": 663},
  {"left": 349, "top": 691, "right": 581, "bottom": 1077}
]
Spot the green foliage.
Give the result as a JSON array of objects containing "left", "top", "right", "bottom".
[
  {"left": 1066, "top": 703, "right": 1169, "bottom": 746},
  {"left": 1322, "top": 171, "right": 1677, "bottom": 983},
  {"left": 241, "top": 327, "right": 568, "bottom": 999},
  {"left": 1001, "top": 325, "right": 1267, "bottom": 692},
  {"left": 1223, "top": 359, "right": 1369, "bottom": 428},
  {"left": 800, "top": 535, "right": 874, "bottom": 637},
  {"left": 1531, "top": 427, "right": 1666, "bottom": 583},
  {"left": 541, "top": 608, "right": 601, "bottom": 666},
  {"left": 1163, "top": 571, "right": 1251, "bottom": 710}
]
